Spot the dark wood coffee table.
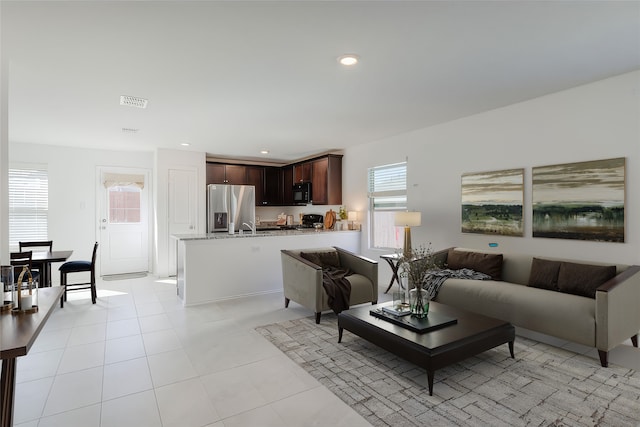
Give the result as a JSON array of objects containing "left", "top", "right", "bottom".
[{"left": 338, "top": 301, "right": 515, "bottom": 395}]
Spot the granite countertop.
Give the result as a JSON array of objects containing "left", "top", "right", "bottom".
[{"left": 173, "top": 228, "right": 359, "bottom": 241}]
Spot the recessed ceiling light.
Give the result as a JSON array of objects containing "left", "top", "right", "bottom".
[
  {"left": 337, "top": 54, "right": 359, "bottom": 66},
  {"left": 180, "top": 142, "right": 191, "bottom": 147},
  {"left": 260, "top": 150, "right": 269, "bottom": 154}
]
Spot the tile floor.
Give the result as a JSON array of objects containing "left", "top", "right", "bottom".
[{"left": 13, "top": 275, "right": 640, "bottom": 427}]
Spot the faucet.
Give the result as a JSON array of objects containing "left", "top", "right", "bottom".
[{"left": 241, "top": 221, "right": 256, "bottom": 235}]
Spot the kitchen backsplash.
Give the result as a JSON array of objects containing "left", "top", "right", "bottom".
[{"left": 256, "top": 205, "right": 344, "bottom": 225}]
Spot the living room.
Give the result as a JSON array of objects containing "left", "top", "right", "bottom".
[{"left": 1, "top": 1, "right": 639, "bottom": 426}]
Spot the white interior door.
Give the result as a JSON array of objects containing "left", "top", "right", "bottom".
[
  {"left": 99, "top": 167, "right": 150, "bottom": 275},
  {"left": 168, "top": 168, "right": 197, "bottom": 276}
]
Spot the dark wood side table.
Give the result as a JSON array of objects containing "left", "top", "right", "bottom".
[
  {"left": 380, "top": 253, "right": 403, "bottom": 293},
  {"left": 1, "top": 286, "right": 64, "bottom": 427}
]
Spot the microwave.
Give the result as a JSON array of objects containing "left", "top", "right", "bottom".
[{"left": 293, "top": 182, "right": 312, "bottom": 205}]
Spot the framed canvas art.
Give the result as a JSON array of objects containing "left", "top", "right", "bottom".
[
  {"left": 461, "top": 168, "right": 524, "bottom": 236},
  {"left": 532, "top": 157, "right": 625, "bottom": 242}
]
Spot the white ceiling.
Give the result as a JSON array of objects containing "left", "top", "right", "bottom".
[{"left": 3, "top": 1, "right": 639, "bottom": 163}]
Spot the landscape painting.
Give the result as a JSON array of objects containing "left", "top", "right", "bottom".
[
  {"left": 461, "top": 168, "right": 524, "bottom": 236},
  {"left": 532, "top": 157, "right": 625, "bottom": 242}
]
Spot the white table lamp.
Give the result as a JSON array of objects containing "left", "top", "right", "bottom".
[
  {"left": 348, "top": 211, "right": 357, "bottom": 229},
  {"left": 394, "top": 211, "right": 421, "bottom": 258}
]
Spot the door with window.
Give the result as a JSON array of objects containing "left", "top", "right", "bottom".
[{"left": 99, "top": 168, "right": 150, "bottom": 275}]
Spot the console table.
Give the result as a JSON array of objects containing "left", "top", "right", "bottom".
[{"left": 1, "top": 286, "right": 64, "bottom": 427}]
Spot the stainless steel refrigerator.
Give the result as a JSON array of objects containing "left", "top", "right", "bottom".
[{"left": 207, "top": 184, "right": 256, "bottom": 233}]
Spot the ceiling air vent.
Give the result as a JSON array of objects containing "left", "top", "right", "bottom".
[
  {"left": 120, "top": 95, "right": 148, "bottom": 109},
  {"left": 122, "top": 127, "right": 139, "bottom": 134}
]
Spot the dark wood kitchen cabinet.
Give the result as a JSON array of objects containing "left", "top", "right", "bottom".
[
  {"left": 282, "top": 166, "right": 294, "bottom": 205},
  {"left": 262, "top": 167, "right": 283, "bottom": 205},
  {"left": 310, "top": 155, "right": 342, "bottom": 205},
  {"left": 206, "top": 163, "right": 248, "bottom": 185},
  {"left": 206, "top": 154, "right": 341, "bottom": 206},
  {"left": 246, "top": 166, "right": 264, "bottom": 204},
  {"left": 293, "top": 162, "right": 312, "bottom": 183}
]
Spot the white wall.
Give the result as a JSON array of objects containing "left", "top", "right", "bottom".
[
  {"left": 7, "top": 72, "right": 638, "bottom": 283},
  {"left": 345, "top": 71, "right": 640, "bottom": 284},
  {"left": 8, "top": 143, "right": 153, "bottom": 280},
  {"left": 0, "top": 7, "right": 8, "bottom": 264}
]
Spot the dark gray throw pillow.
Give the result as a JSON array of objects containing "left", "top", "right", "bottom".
[
  {"left": 299, "top": 251, "right": 341, "bottom": 269},
  {"left": 527, "top": 258, "right": 561, "bottom": 291},
  {"left": 447, "top": 249, "right": 503, "bottom": 280},
  {"left": 556, "top": 261, "right": 616, "bottom": 298}
]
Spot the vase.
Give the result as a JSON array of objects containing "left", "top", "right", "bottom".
[{"left": 409, "top": 285, "right": 429, "bottom": 318}]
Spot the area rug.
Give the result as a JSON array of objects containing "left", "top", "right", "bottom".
[{"left": 256, "top": 314, "right": 640, "bottom": 427}]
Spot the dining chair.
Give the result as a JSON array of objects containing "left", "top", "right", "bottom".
[
  {"left": 59, "top": 242, "right": 98, "bottom": 307},
  {"left": 19, "top": 241, "right": 53, "bottom": 285},
  {"left": 10, "top": 251, "right": 40, "bottom": 285},
  {"left": 18, "top": 240, "right": 53, "bottom": 252}
]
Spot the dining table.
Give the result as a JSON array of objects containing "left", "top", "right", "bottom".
[
  {"left": 1, "top": 286, "right": 64, "bottom": 427},
  {"left": 31, "top": 250, "right": 73, "bottom": 287}
]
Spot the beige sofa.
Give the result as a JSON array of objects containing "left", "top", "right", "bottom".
[
  {"left": 431, "top": 247, "right": 640, "bottom": 367},
  {"left": 281, "top": 247, "right": 378, "bottom": 323}
]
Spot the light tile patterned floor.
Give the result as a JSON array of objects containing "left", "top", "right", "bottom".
[{"left": 13, "top": 275, "right": 639, "bottom": 426}]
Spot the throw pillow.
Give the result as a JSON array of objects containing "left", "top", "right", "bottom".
[
  {"left": 299, "top": 251, "right": 341, "bottom": 269},
  {"left": 446, "top": 249, "right": 503, "bottom": 280},
  {"left": 557, "top": 261, "right": 616, "bottom": 298},
  {"left": 527, "top": 258, "right": 561, "bottom": 291}
]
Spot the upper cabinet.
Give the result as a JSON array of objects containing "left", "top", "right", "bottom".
[
  {"left": 246, "top": 166, "right": 264, "bottom": 204},
  {"left": 288, "top": 154, "right": 342, "bottom": 205},
  {"left": 263, "top": 167, "right": 283, "bottom": 206},
  {"left": 282, "top": 166, "right": 294, "bottom": 205},
  {"left": 206, "top": 154, "right": 342, "bottom": 206},
  {"left": 293, "top": 162, "right": 312, "bottom": 183},
  {"left": 310, "top": 155, "right": 342, "bottom": 205},
  {"left": 206, "top": 163, "right": 247, "bottom": 184}
]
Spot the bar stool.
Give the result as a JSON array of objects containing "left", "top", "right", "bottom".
[{"left": 59, "top": 242, "right": 98, "bottom": 307}]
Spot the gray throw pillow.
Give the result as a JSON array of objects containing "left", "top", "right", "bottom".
[
  {"left": 556, "top": 261, "right": 616, "bottom": 298},
  {"left": 527, "top": 258, "right": 561, "bottom": 291}
]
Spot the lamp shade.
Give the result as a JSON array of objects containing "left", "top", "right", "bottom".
[
  {"left": 394, "top": 211, "right": 421, "bottom": 227},
  {"left": 347, "top": 211, "right": 358, "bottom": 221}
]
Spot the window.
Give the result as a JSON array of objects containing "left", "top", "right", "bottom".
[
  {"left": 368, "top": 162, "right": 407, "bottom": 249},
  {"left": 9, "top": 167, "right": 49, "bottom": 248},
  {"left": 103, "top": 173, "right": 144, "bottom": 224},
  {"left": 108, "top": 186, "right": 141, "bottom": 223}
]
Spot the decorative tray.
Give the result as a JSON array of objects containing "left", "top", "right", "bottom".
[{"left": 370, "top": 307, "right": 457, "bottom": 333}]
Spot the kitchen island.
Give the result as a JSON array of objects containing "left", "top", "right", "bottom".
[{"left": 174, "top": 229, "right": 361, "bottom": 306}]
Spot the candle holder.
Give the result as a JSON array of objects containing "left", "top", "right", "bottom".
[{"left": 12, "top": 266, "right": 38, "bottom": 314}]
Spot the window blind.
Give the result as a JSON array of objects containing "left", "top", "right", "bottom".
[
  {"left": 368, "top": 162, "right": 407, "bottom": 249},
  {"left": 9, "top": 168, "right": 49, "bottom": 248},
  {"left": 368, "top": 162, "right": 407, "bottom": 210}
]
